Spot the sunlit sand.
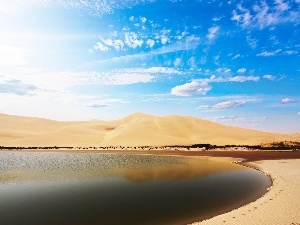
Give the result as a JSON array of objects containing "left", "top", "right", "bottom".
[
  {"left": 0, "top": 113, "right": 299, "bottom": 224},
  {"left": 0, "top": 113, "right": 298, "bottom": 147}
]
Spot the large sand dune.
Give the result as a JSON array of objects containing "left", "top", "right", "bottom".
[{"left": 0, "top": 113, "right": 297, "bottom": 147}]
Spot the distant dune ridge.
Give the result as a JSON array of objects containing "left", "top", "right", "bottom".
[{"left": 0, "top": 113, "right": 298, "bottom": 147}]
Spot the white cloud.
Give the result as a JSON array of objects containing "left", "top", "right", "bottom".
[
  {"left": 140, "top": 17, "right": 147, "bottom": 23},
  {"left": 212, "top": 16, "right": 222, "bottom": 21},
  {"left": 160, "top": 35, "right": 169, "bottom": 45},
  {"left": 0, "top": 77, "right": 37, "bottom": 95},
  {"left": 0, "top": 46, "right": 28, "bottom": 66},
  {"left": 86, "top": 99, "right": 129, "bottom": 108},
  {"left": 6, "top": 66, "right": 182, "bottom": 92},
  {"left": 217, "top": 116, "right": 237, "bottom": 120},
  {"left": 246, "top": 36, "right": 258, "bottom": 49},
  {"left": 123, "top": 67, "right": 181, "bottom": 75},
  {"left": 237, "top": 68, "right": 246, "bottom": 73},
  {"left": 216, "top": 67, "right": 231, "bottom": 74},
  {"left": 298, "top": 112, "right": 300, "bottom": 116},
  {"left": 6, "top": 69, "right": 157, "bottom": 91},
  {"left": 94, "top": 42, "right": 109, "bottom": 51},
  {"left": 129, "top": 16, "right": 135, "bottom": 22},
  {"left": 188, "top": 57, "right": 197, "bottom": 69},
  {"left": 232, "top": 54, "right": 241, "bottom": 60},
  {"left": 214, "top": 100, "right": 244, "bottom": 109},
  {"left": 232, "top": 0, "right": 299, "bottom": 29},
  {"left": 263, "top": 74, "right": 276, "bottom": 80},
  {"left": 281, "top": 98, "right": 297, "bottom": 104},
  {"left": 257, "top": 49, "right": 282, "bottom": 56},
  {"left": 124, "top": 32, "right": 143, "bottom": 48},
  {"left": 171, "top": 81, "right": 212, "bottom": 96},
  {"left": 91, "top": 34, "right": 202, "bottom": 65},
  {"left": 275, "top": 0, "right": 290, "bottom": 12},
  {"left": 146, "top": 39, "right": 155, "bottom": 48},
  {"left": 284, "top": 50, "right": 298, "bottom": 55},
  {"left": 206, "top": 26, "right": 220, "bottom": 40},
  {"left": 86, "top": 102, "right": 110, "bottom": 108},
  {"left": 0, "top": 1, "right": 158, "bottom": 17},
  {"left": 229, "top": 75, "right": 260, "bottom": 82},
  {"left": 173, "top": 58, "right": 181, "bottom": 67},
  {"left": 100, "top": 38, "right": 125, "bottom": 51},
  {"left": 194, "top": 74, "right": 260, "bottom": 84},
  {"left": 198, "top": 100, "right": 244, "bottom": 111}
]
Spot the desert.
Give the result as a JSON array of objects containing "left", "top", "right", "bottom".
[{"left": 1, "top": 0, "right": 300, "bottom": 224}]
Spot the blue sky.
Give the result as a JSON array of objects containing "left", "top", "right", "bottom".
[{"left": 0, "top": 0, "right": 299, "bottom": 133}]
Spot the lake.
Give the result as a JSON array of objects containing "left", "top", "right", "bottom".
[{"left": 0, "top": 152, "right": 271, "bottom": 225}]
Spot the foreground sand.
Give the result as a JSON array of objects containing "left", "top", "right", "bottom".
[{"left": 192, "top": 159, "right": 300, "bottom": 225}]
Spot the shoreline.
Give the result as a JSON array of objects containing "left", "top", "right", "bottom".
[
  {"left": 1, "top": 149, "right": 300, "bottom": 162},
  {"left": 1, "top": 149, "right": 299, "bottom": 224},
  {"left": 192, "top": 159, "right": 300, "bottom": 225}
]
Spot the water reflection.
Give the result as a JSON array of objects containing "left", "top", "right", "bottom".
[{"left": 0, "top": 152, "right": 270, "bottom": 225}]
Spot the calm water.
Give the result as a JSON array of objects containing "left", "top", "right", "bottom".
[{"left": 0, "top": 152, "right": 270, "bottom": 225}]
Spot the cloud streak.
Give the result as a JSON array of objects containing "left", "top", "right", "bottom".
[
  {"left": 0, "top": 77, "right": 37, "bottom": 95},
  {"left": 86, "top": 99, "right": 129, "bottom": 108},
  {"left": 281, "top": 98, "right": 297, "bottom": 104},
  {"left": 198, "top": 100, "right": 245, "bottom": 111}
]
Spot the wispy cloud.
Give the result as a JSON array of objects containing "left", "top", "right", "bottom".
[
  {"left": 0, "top": 77, "right": 37, "bottom": 95},
  {"left": 283, "top": 50, "right": 298, "bottom": 55},
  {"left": 86, "top": 99, "right": 129, "bottom": 108},
  {"left": 207, "top": 75, "right": 260, "bottom": 83},
  {"left": 232, "top": 54, "right": 241, "bottom": 60},
  {"left": 207, "top": 26, "right": 220, "bottom": 40},
  {"left": 93, "top": 42, "right": 109, "bottom": 51},
  {"left": 232, "top": 0, "right": 300, "bottom": 29},
  {"left": 0, "top": 0, "right": 159, "bottom": 17},
  {"left": 6, "top": 66, "right": 183, "bottom": 92},
  {"left": 281, "top": 98, "right": 297, "bottom": 104},
  {"left": 257, "top": 49, "right": 282, "bottom": 57},
  {"left": 89, "top": 35, "right": 201, "bottom": 66},
  {"left": 228, "top": 76, "right": 260, "bottom": 82},
  {"left": 198, "top": 100, "right": 245, "bottom": 111},
  {"left": 263, "top": 74, "right": 276, "bottom": 80},
  {"left": 216, "top": 115, "right": 237, "bottom": 120}
]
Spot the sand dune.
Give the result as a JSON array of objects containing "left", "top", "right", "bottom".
[{"left": 0, "top": 112, "right": 297, "bottom": 147}]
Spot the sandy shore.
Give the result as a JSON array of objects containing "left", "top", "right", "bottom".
[{"left": 192, "top": 159, "right": 300, "bottom": 225}]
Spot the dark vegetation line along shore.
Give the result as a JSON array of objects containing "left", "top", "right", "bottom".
[{"left": 1, "top": 141, "right": 299, "bottom": 151}]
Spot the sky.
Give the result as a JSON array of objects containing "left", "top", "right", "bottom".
[{"left": 0, "top": 0, "right": 299, "bottom": 133}]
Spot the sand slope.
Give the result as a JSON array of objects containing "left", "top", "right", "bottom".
[{"left": 0, "top": 113, "right": 297, "bottom": 146}]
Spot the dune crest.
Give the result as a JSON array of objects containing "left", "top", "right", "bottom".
[{"left": 0, "top": 113, "right": 297, "bottom": 147}]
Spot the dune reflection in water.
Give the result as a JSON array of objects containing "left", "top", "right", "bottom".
[{"left": 0, "top": 152, "right": 269, "bottom": 225}]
